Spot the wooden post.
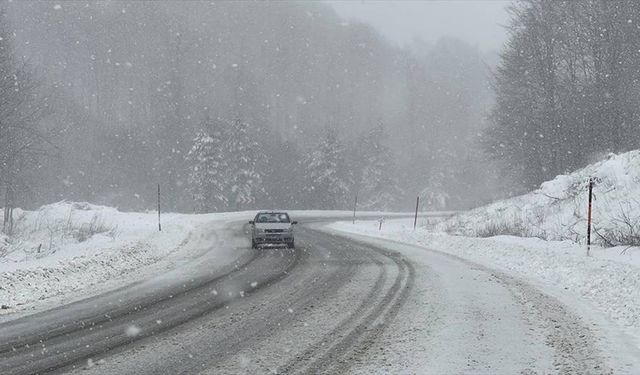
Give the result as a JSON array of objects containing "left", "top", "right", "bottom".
[
  {"left": 413, "top": 196, "right": 420, "bottom": 230},
  {"left": 587, "top": 178, "right": 593, "bottom": 251},
  {"left": 158, "top": 183, "right": 162, "bottom": 232},
  {"left": 3, "top": 183, "right": 14, "bottom": 235},
  {"left": 352, "top": 194, "right": 358, "bottom": 224}
]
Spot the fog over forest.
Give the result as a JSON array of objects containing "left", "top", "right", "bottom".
[
  {"left": 7, "top": 0, "right": 633, "bottom": 215},
  {"left": 0, "top": 0, "right": 507, "bottom": 213}
]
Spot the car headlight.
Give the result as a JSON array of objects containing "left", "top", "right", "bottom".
[{"left": 256, "top": 228, "right": 266, "bottom": 233}]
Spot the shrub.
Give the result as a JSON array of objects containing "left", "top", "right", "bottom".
[
  {"left": 71, "top": 215, "right": 118, "bottom": 242},
  {"left": 475, "top": 219, "right": 528, "bottom": 238},
  {"left": 594, "top": 202, "right": 640, "bottom": 247}
]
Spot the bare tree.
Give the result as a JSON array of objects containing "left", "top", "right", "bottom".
[
  {"left": 0, "top": 10, "right": 48, "bottom": 233},
  {"left": 486, "top": 0, "right": 640, "bottom": 189}
]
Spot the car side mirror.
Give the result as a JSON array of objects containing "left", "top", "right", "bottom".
[
  {"left": 291, "top": 221, "right": 298, "bottom": 225},
  {"left": 249, "top": 220, "right": 254, "bottom": 224}
]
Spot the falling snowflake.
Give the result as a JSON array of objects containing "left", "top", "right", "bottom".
[
  {"left": 125, "top": 325, "right": 141, "bottom": 337},
  {"left": 239, "top": 355, "right": 251, "bottom": 368}
]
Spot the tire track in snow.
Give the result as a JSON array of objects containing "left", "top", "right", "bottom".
[
  {"left": 0, "top": 241, "right": 302, "bottom": 374},
  {"left": 278, "top": 231, "right": 415, "bottom": 374},
  {"left": 326, "top": 231, "right": 612, "bottom": 374},
  {"left": 70, "top": 227, "right": 365, "bottom": 374}
]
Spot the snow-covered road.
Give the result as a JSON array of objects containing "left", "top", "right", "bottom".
[
  {"left": 323, "top": 230, "right": 614, "bottom": 374},
  {"left": 0, "top": 217, "right": 628, "bottom": 374}
]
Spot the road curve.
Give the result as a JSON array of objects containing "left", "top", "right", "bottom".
[
  {"left": 0, "top": 224, "right": 413, "bottom": 374},
  {"left": 0, "top": 221, "right": 610, "bottom": 374}
]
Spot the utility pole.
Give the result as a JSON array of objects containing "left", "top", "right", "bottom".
[
  {"left": 413, "top": 196, "right": 420, "bottom": 230},
  {"left": 352, "top": 194, "right": 358, "bottom": 224},
  {"left": 158, "top": 183, "right": 162, "bottom": 232}
]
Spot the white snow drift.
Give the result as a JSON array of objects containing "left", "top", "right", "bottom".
[{"left": 440, "top": 150, "right": 640, "bottom": 246}]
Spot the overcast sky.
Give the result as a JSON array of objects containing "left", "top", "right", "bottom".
[{"left": 326, "top": 0, "right": 511, "bottom": 52}]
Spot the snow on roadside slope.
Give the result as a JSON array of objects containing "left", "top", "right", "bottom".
[
  {"left": 440, "top": 150, "right": 640, "bottom": 245},
  {"left": 0, "top": 202, "right": 251, "bottom": 314},
  {"left": 324, "top": 218, "right": 640, "bottom": 355}
]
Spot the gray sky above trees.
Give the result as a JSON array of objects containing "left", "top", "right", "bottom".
[{"left": 327, "top": 0, "right": 510, "bottom": 52}]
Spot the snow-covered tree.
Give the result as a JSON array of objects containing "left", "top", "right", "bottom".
[
  {"left": 354, "top": 124, "right": 401, "bottom": 210},
  {"left": 186, "top": 118, "right": 262, "bottom": 212},
  {"left": 225, "top": 120, "right": 263, "bottom": 210},
  {"left": 420, "top": 172, "right": 450, "bottom": 210},
  {"left": 186, "top": 119, "right": 229, "bottom": 212},
  {"left": 5, "top": 1, "right": 500, "bottom": 211},
  {"left": 303, "top": 128, "right": 350, "bottom": 209}
]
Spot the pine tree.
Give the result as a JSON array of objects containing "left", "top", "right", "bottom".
[
  {"left": 186, "top": 118, "right": 263, "bottom": 212},
  {"left": 303, "top": 128, "right": 350, "bottom": 209},
  {"left": 355, "top": 124, "right": 401, "bottom": 210},
  {"left": 225, "top": 120, "right": 263, "bottom": 210},
  {"left": 186, "top": 118, "right": 229, "bottom": 212}
]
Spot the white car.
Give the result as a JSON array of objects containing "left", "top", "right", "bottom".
[{"left": 249, "top": 211, "right": 297, "bottom": 249}]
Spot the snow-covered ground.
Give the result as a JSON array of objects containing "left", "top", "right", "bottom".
[
  {"left": 0, "top": 204, "right": 402, "bottom": 319},
  {"left": 311, "top": 151, "right": 640, "bottom": 362},
  {"left": 440, "top": 150, "right": 640, "bottom": 247},
  {"left": 324, "top": 216, "right": 640, "bottom": 365},
  {"left": 0, "top": 202, "right": 255, "bottom": 318},
  {"left": 319, "top": 151, "right": 640, "bottom": 369}
]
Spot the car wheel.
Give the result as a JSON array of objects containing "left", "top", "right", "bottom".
[{"left": 287, "top": 241, "right": 295, "bottom": 249}]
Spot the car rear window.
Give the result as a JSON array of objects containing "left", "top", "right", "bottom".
[{"left": 256, "top": 213, "right": 290, "bottom": 223}]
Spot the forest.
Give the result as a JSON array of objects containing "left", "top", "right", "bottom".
[
  {"left": 486, "top": 0, "right": 640, "bottom": 188},
  {"left": 0, "top": 1, "right": 497, "bottom": 213},
  {"left": 3, "top": 0, "right": 639, "bottom": 216}
]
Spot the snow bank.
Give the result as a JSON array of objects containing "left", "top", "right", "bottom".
[
  {"left": 325, "top": 218, "right": 640, "bottom": 353},
  {"left": 441, "top": 151, "right": 640, "bottom": 246},
  {"left": 0, "top": 202, "right": 251, "bottom": 315}
]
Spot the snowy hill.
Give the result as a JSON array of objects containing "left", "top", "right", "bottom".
[{"left": 441, "top": 151, "right": 640, "bottom": 246}]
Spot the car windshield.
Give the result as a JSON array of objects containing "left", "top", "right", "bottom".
[{"left": 256, "top": 213, "right": 290, "bottom": 223}]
